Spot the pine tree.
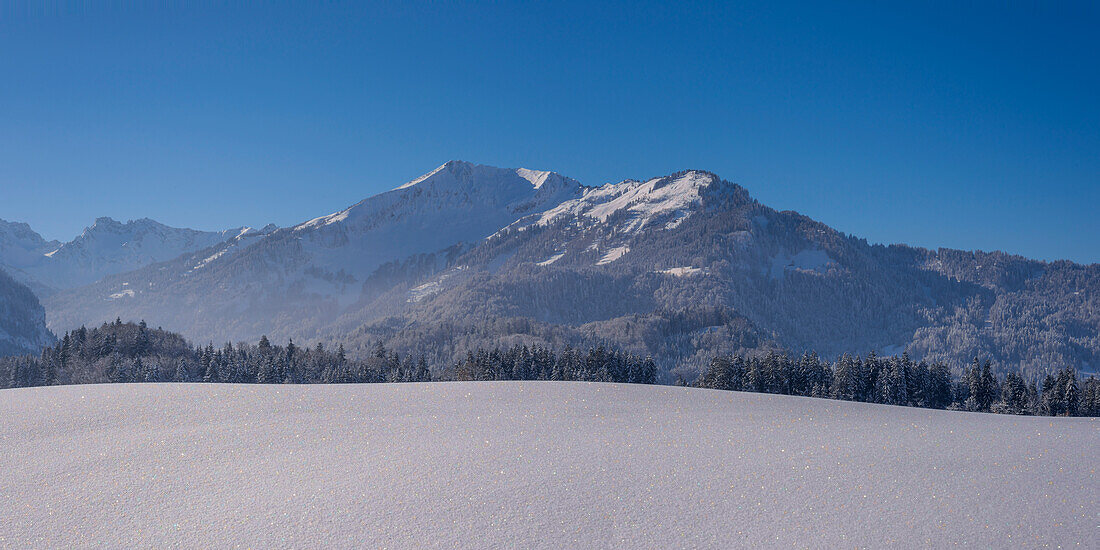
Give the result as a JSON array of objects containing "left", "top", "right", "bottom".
[
  {"left": 286, "top": 339, "right": 297, "bottom": 362},
  {"left": 202, "top": 345, "right": 219, "bottom": 383},
  {"left": 257, "top": 356, "right": 274, "bottom": 384},
  {"left": 832, "top": 354, "right": 862, "bottom": 401},
  {"left": 1040, "top": 373, "right": 1059, "bottom": 415},
  {"left": 135, "top": 320, "right": 149, "bottom": 356},
  {"left": 701, "top": 356, "right": 732, "bottom": 390},
  {"left": 1063, "top": 369, "right": 1079, "bottom": 416},
  {"left": 639, "top": 356, "right": 657, "bottom": 385},
  {"left": 174, "top": 359, "right": 190, "bottom": 382},
  {"left": 979, "top": 361, "right": 997, "bottom": 411},
  {"left": 414, "top": 357, "right": 430, "bottom": 382}
]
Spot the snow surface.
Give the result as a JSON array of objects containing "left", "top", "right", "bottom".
[
  {"left": 596, "top": 246, "right": 630, "bottom": 265},
  {"left": 535, "top": 171, "right": 714, "bottom": 234},
  {"left": 190, "top": 248, "right": 230, "bottom": 271},
  {"left": 1, "top": 382, "right": 1095, "bottom": 548},
  {"left": 395, "top": 162, "right": 448, "bottom": 190},
  {"left": 406, "top": 267, "right": 466, "bottom": 303},
  {"left": 656, "top": 266, "right": 705, "bottom": 277},
  {"left": 536, "top": 252, "right": 566, "bottom": 266},
  {"left": 515, "top": 168, "right": 555, "bottom": 189}
]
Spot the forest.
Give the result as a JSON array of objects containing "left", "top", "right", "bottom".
[
  {"left": 1, "top": 319, "right": 1096, "bottom": 417},
  {"left": 0, "top": 319, "right": 655, "bottom": 388},
  {"left": 694, "top": 351, "right": 1098, "bottom": 416}
]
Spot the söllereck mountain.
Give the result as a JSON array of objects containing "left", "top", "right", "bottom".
[{"left": 4, "top": 160, "right": 1095, "bottom": 379}]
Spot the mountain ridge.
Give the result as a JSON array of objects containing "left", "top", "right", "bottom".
[
  {"left": 0, "top": 216, "right": 254, "bottom": 294},
  {"left": 19, "top": 161, "right": 1100, "bottom": 377}
]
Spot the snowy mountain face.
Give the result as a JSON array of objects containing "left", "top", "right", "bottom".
[
  {"left": 0, "top": 219, "right": 60, "bottom": 263},
  {"left": 44, "top": 161, "right": 586, "bottom": 343},
  {"left": 0, "top": 220, "right": 61, "bottom": 294},
  {"left": 0, "top": 217, "right": 249, "bottom": 294},
  {"left": 530, "top": 170, "right": 715, "bottom": 233},
  {"left": 327, "top": 167, "right": 1098, "bottom": 377},
  {"left": 41, "top": 162, "right": 1100, "bottom": 377},
  {"left": 287, "top": 161, "right": 582, "bottom": 284}
]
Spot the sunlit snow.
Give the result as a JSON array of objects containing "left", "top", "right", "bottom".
[
  {"left": 656, "top": 266, "right": 705, "bottom": 277},
  {"left": 536, "top": 252, "right": 566, "bottom": 266},
  {"left": 596, "top": 245, "right": 629, "bottom": 265},
  {"left": 537, "top": 171, "right": 714, "bottom": 233},
  {"left": 0, "top": 382, "right": 1093, "bottom": 548}
]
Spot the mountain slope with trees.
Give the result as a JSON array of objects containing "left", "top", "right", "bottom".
[
  {"left": 0, "top": 268, "right": 54, "bottom": 357},
  {"left": 33, "top": 163, "right": 1100, "bottom": 378},
  {"left": 4, "top": 320, "right": 1096, "bottom": 417}
]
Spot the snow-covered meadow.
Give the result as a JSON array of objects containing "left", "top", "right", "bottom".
[{"left": 1, "top": 382, "right": 1095, "bottom": 548}]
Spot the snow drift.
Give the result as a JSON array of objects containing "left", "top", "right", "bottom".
[{"left": 1, "top": 382, "right": 1094, "bottom": 548}]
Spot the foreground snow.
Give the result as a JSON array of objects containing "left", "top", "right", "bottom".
[{"left": 1, "top": 382, "right": 1095, "bottom": 548}]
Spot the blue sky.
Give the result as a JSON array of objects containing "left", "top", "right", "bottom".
[{"left": 1, "top": 2, "right": 1097, "bottom": 262}]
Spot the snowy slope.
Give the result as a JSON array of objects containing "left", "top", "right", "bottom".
[
  {"left": 288, "top": 160, "right": 581, "bottom": 280},
  {"left": 0, "top": 219, "right": 59, "bottom": 267},
  {"left": 0, "top": 217, "right": 248, "bottom": 293},
  {"left": 532, "top": 170, "right": 716, "bottom": 233},
  {"left": 0, "top": 219, "right": 61, "bottom": 294},
  {"left": 1, "top": 382, "right": 1094, "bottom": 548}
]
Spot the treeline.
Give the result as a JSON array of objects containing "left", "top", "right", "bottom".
[
  {"left": 3, "top": 320, "right": 1096, "bottom": 417},
  {"left": 452, "top": 345, "right": 657, "bottom": 384},
  {"left": 0, "top": 320, "right": 655, "bottom": 389},
  {"left": 696, "top": 351, "right": 1100, "bottom": 417}
]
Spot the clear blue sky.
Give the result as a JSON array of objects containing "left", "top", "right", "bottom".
[{"left": 1, "top": 2, "right": 1097, "bottom": 262}]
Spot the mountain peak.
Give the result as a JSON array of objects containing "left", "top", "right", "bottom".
[
  {"left": 396, "top": 160, "right": 472, "bottom": 190},
  {"left": 395, "top": 161, "right": 581, "bottom": 194},
  {"left": 0, "top": 218, "right": 54, "bottom": 248},
  {"left": 515, "top": 168, "right": 558, "bottom": 189},
  {"left": 88, "top": 216, "right": 165, "bottom": 230},
  {"left": 83, "top": 217, "right": 168, "bottom": 239},
  {"left": 14, "top": 218, "right": 246, "bottom": 291},
  {"left": 301, "top": 162, "right": 584, "bottom": 234}
]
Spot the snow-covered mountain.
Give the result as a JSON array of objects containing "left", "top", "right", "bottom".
[
  {"left": 285, "top": 160, "right": 582, "bottom": 290},
  {"left": 45, "top": 161, "right": 585, "bottom": 342},
  {"left": 0, "top": 217, "right": 251, "bottom": 293},
  {"left": 0, "top": 219, "right": 62, "bottom": 295},
  {"left": 40, "top": 162, "right": 1100, "bottom": 377},
  {"left": 325, "top": 167, "right": 1099, "bottom": 376}
]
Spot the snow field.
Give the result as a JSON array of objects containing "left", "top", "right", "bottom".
[{"left": 0, "top": 382, "right": 1095, "bottom": 548}]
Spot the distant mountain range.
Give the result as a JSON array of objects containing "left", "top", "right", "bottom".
[
  {"left": 0, "top": 217, "right": 255, "bottom": 294},
  {"left": 2, "top": 161, "right": 1097, "bottom": 378}
]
